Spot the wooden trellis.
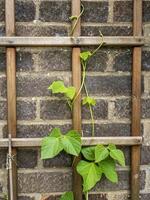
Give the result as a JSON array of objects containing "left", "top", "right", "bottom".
[{"left": 0, "top": 0, "right": 143, "bottom": 200}]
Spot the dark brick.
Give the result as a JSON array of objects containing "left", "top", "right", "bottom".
[
  {"left": 141, "top": 146, "right": 150, "bottom": 165},
  {"left": 17, "top": 51, "right": 34, "bottom": 71},
  {"left": 38, "top": 48, "right": 71, "bottom": 71},
  {"left": 140, "top": 194, "right": 150, "bottom": 200},
  {"left": 92, "top": 170, "right": 145, "bottom": 191},
  {"left": 114, "top": 98, "right": 131, "bottom": 119},
  {"left": 18, "top": 171, "right": 72, "bottom": 193},
  {"left": 17, "top": 100, "right": 36, "bottom": 120},
  {"left": 142, "top": 50, "right": 150, "bottom": 71},
  {"left": 16, "top": 0, "right": 36, "bottom": 22},
  {"left": 113, "top": 1, "right": 133, "bottom": 22},
  {"left": 39, "top": 1, "right": 71, "bottom": 22},
  {"left": 3, "top": 124, "right": 72, "bottom": 138},
  {"left": 0, "top": 25, "right": 5, "bottom": 36},
  {"left": 0, "top": 77, "right": 6, "bottom": 98},
  {"left": 0, "top": 0, "right": 4, "bottom": 22},
  {"left": 17, "top": 149, "right": 38, "bottom": 168},
  {"left": 113, "top": 49, "right": 132, "bottom": 72},
  {"left": 40, "top": 100, "right": 71, "bottom": 120},
  {"left": 0, "top": 150, "right": 7, "bottom": 168},
  {"left": 143, "top": 1, "right": 150, "bottom": 22},
  {"left": 41, "top": 196, "right": 60, "bottom": 200},
  {"left": 82, "top": 123, "right": 131, "bottom": 137},
  {"left": 81, "top": 48, "right": 108, "bottom": 72},
  {"left": 0, "top": 101, "right": 7, "bottom": 120},
  {"left": 82, "top": 100, "right": 108, "bottom": 120},
  {"left": 43, "top": 152, "right": 72, "bottom": 168},
  {"left": 142, "top": 99, "right": 150, "bottom": 119},
  {"left": 16, "top": 75, "right": 70, "bottom": 97},
  {"left": 83, "top": 194, "right": 108, "bottom": 200},
  {"left": 82, "top": 2, "right": 108, "bottom": 23},
  {"left": 86, "top": 76, "right": 131, "bottom": 96},
  {"left": 0, "top": 52, "right": 5, "bottom": 71},
  {"left": 18, "top": 197, "right": 34, "bottom": 200},
  {"left": 16, "top": 25, "right": 68, "bottom": 37},
  {"left": 82, "top": 25, "right": 132, "bottom": 36}
]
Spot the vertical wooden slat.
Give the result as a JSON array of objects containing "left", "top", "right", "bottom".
[
  {"left": 5, "top": 0, "right": 17, "bottom": 200},
  {"left": 72, "top": 0, "right": 82, "bottom": 200},
  {"left": 131, "top": 1, "right": 142, "bottom": 200}
]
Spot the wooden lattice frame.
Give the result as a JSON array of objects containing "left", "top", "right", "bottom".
[{"left": 0, "top": 0, "right": 143, "bottom": 200}]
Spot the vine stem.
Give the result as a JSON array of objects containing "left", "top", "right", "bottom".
[
  {"left": 83, "top": 83, "right": 95, "bottom": 137},
  {"left": 85, "top": 192, "right": 88, "bottom": 200},
  {"left": 69, "top": 4, "right": 84, "bottom": 36}
]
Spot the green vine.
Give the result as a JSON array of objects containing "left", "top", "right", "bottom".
[
  {"left": 40, "top": 6, "right": 126, "bottom": 200},
  {"left": 69, "top": 4, "right": 85, "bottom": 36}
]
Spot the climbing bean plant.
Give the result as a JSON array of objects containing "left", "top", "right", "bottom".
[{"left": 41, "top": 4, "right": 126, "bottom": 200}]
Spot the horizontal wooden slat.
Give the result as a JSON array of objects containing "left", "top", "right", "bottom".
[
  {"left": 0, "top": 137, "right": 142, "bottom": 147},
  {"left": 0, "top": 36, "right": 144, "bottom": 47}
]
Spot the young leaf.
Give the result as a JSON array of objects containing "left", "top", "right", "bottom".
[
  {"left": 61, "top": 130, "right": 81, "bottom": 156},
  {"left": 110, "top": 149, "right": 125, "bottom": 167},
  {"left": 99, "top": 157, "right": 118, "bottom": 183},
  {"left": 77, "top": 160, "right": 102, "bottom": 192},
  {"left": 81, "top": 147, "right": 95, "bottom": 161},
  {"left": 41, "top": 128, "right": 63, "bottom": 159},
  {"left": 60, "top": 192, "right": 74, "bottom": 200},
  {"left": 80, "top": 51, "right": 92, "bottom": 61},
  {"left": 48, "top": 81, "right": 67, "bottom": 94},
  {"left": 65, "top": 87, "right": 76, "bottom": 100},
  {"left": 82, "top": 96, "right": 96, "bottom": 106},
  {"left": 69, "top": 15, "right": 78, "bottom": 20},
  {"left": 95, "top": 145, "right": 109, "bottom": 163},
  {"left": 108, "top": 144, "right": 116, "bottom": 151}
]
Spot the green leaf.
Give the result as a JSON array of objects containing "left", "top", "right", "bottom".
[
  {"left": 80, "top": 51, "right": 92, "bottom": 61},
  {"left": 99, "top": 157, "right": 118, "bottom": 183},
  {"left": 61, "top": 130, "right": 81, "bottom": 156},
  {"left": 81, "top": 147, "right": 95, "bottom": 161},
  {"left": 48, "top": 81, "right": 67, "bottom": 94},
  {"left": 66, "top": 87, "right": 76, "bottom": 100},
  {"left": 60, "top": 192, "right": 74, "bottom": 200},
  {"left": 77, "top": 160, "right": 102, "bottom": 192},
  {"left": 82, "top": 97, "right": 96, "bottom": 106},
  {"left": 110, "top": 149, "right": 125, "bottom": 167},
  {"left": 108, "top": 144, "right": 116, "bottom": 151},
  {"left": 95, "top": 145, "right": 109, "bottom": 163},
  {"left": 69, "top": 15, "right": 78, "bottom": 20},
  {"left": 41, "top": 128, "right": 63, "bottom": 159}
]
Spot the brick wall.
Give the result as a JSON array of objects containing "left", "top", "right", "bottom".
[{"left": 0, "top": 0, "right": 150, "bottom": 199}]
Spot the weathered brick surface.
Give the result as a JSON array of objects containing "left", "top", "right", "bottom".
[
  {"left": 16, "top": 25, "right": 68, "bottom": 37},
  {"left": 140, "top": 194, "right": 150, "bottom": 200},
  {"left": 141, "top": 146, "right": 150, "bottom": 165},
  {"left": 83, "top": 193, "right": 108, "bottom": 200},
  {"left": 82, "top": 2, "right": 108, "bottom": 23},
  {"left": 0, "top": 101, "right": 7, "bottom": 120},
  {"left": 16, "top": 0, "right": 36, "bottom": 22},
  {"left": 18, "top": 197, "right": 34, "bottom": 200},
  {"left": 18, "top": 171, "right": 72, "bottom": 193},
  {"left": 0, "top": 26, "right": 4, "bottom": 36},
  {"left": 86, "top": 76, "right": 132, "bottom": 96},
  {"left": 113, "top": 1, "right": 133, "bottom": 22},
  {"left": 142, "top": 50, "right": 150, "bottom": 71},
  {"left": 17, "top": 149, "right": 38, "bottom": 168},
  {"left": 0, "top": 0, "right": 4, "bottom": 22},
  {"left": 43, "top": 152, "right": 72, "bottom": 168},
  {"left": 39, "top": 1, "right": 71, "bottom": 23},
  {"left": 82, "top": 123, "right": 131, "bottom": 137},
  {"left": 0, "top": 150, "right": 6, "bottom": 168},
  {"left": 143, "top": 1, "right": 150, "bottom": 22},
  {"left": 81, "top": 26, "right": 132, "bottom": 36}
]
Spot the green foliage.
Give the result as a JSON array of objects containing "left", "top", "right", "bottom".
[
  {"left": 77, "top": 160, "right": 102, "bottom": 192},
  {"left": 82, "top": 96, "right": 96, "bottom": 106},
  {"left": 95, "top": 145, "right": 109, "bottom": 163},
  {"left": 41, "top": 128, "right": 81, "bottom": 159},
  {"left": 99, "top": 157, "right": 118, "bottom": 183},
  {"left": 81, "top": 146, "right": 95, "bottom": 161},
  {"left": 77, "top": 144, "right": 125, "bottom": 192},
  {"left": 69, "top": 16, "right": 78, "bottom": 20},
  {"left": 80, "top": 51, "right": 92, "bottom": 62},
  {"left": 48, "top": 81, "right": 76, "bottom": 101},
  {"left": 60, "top": 192, "right": 74, "bottom": 200}
]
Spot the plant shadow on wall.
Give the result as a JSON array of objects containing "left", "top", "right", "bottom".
[{"left": 40, "top": 4, "right": 126, "bottom": 200}]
